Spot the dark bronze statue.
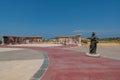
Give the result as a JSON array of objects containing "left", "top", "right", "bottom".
[{"left": 89, "top": 32, "right": 98, "bottom": 54}]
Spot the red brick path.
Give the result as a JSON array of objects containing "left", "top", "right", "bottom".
[{"left": 30, "top": 45, "right": 120, "bottom": 80}]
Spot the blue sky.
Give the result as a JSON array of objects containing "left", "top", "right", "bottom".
[{"left": 0, "top": 0, "right": 120, "bottom": 39}]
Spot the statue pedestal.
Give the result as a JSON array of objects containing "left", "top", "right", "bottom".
[
  {"left": 78, "top": 44, "right": 81, "bottom": 46},
  {"left": 86, "top": 53, "right": 100, "bottom": 57}
]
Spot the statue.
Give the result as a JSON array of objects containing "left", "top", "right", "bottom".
[{"left": 89, "top": 32, "right": 98, "bottom": 54}]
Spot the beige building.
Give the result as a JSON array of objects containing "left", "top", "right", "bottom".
[
  {"left": 58, "top": 34, "right": 81, "bottom": 45},
  {"left": 2, "top": 36, "right": 42, "bottom": 45}
]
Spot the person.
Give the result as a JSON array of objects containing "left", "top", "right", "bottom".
[{"left": 89, "top": 32, "right": 98, "bottom": 54}]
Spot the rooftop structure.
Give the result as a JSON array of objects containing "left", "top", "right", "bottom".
[
  {"left": 57, "top": 34, "right": 81, "bottom": 45},
  {"left": 2, "top": 36, "right": 42, "bottom": 45}
]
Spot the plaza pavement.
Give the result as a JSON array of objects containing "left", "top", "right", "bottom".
[
  {"left": 0, "top": 48, "right": 45, "bottom": 80},
  {"left": 0, "top": 44, "right": 120, "bottom": 80},
  {"left": 65, "top": 45, "right": 120, "bottom": 61}
]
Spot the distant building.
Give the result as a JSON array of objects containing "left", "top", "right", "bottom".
[
  {"left": 2, "top": 36, "right": 42, "bottom": 45},
  {"left": 57, "top": 34, "right": 81, "bottom": 45}
]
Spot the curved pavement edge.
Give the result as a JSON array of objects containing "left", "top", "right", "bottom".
[{"left": 30, "top": 51, "right": 49, "bottom": 80}]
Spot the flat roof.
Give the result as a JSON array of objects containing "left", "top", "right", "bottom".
[
  {"left": 58, "top": 34, "right": 81, "bottom": 38},
  {"left": 3, "top": 36, "right": 42, "bottom": 38}
]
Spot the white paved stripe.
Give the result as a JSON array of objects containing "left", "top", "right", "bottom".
[{"left": 0, "top": 48, "right": 24, "bottom": 52}]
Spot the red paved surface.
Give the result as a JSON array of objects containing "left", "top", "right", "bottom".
[{"left": 1, "top": 45, "right": 120, "bottom": 80}]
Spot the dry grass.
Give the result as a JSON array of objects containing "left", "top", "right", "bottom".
[
  {"left": 98, "top": 42, "right": 120, "bottom": 46},
  {"left": 81, "top": 42, "right": 120, "bottom": 46}
]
